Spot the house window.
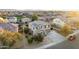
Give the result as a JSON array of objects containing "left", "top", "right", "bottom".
[
  {"left": 47, "top": 25, "right": 50, "bottom": 29},
  {"left": 45, "top": 25, "right": 46, "bottom": 28},
  {"left": 36, "top": 27, "right": 38, "bottom": 29},
  {"left": 32, "top": 27, "right": 35, "bottom": 30},
  {"left": 40, "top": 25, "right": 42, "bottom": 29},
  {"left": 48, "top": 25, "right": 50, "bottom": 27}
]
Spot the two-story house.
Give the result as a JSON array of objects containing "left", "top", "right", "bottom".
[{"left": 28, "top": 21, "right": 51, "bottom": 36}]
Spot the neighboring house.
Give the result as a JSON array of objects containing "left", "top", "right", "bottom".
[
  {"left": 0, "top": 17, "right": 18, "bottom": 32},
  {"left": 52, "top": 18, "right": 65, "bottom": 29},
  {"left": 21, "top": 17, "right": 32, "bottom": 23},
  {"left": 38, "top": 17, "right": 46, "bottom": 21},
  {"left": 28, "top": 21, "right": 51, "bottom": 36},
  {"left": 6, "top": 16, "right": 17, "bottom": 23},
  {"left": 38, "top": 16, "right": 53, "bottom": 22},
  {"left": 0, "top": 23, "right": 18, "bottom": 32}
]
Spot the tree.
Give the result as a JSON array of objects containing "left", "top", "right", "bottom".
[
  {"left": 60, "top": 24, "right": 73, "bottom": 36},
  {"left": 31, "top": 14, "right": 38, "bottom": 21},
  {"left": 27, "top": 33, "right": 44, "bottom": 44},
  {"left": 0, "top": 30, "right": 23, "bottom": 48},
  {"left": 15, "top": 15, "right": 22, "bottom": 22}
]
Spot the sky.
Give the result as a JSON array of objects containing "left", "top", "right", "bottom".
[{"left": 0, "top": 0, "right": 79, "bottom": 10}]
